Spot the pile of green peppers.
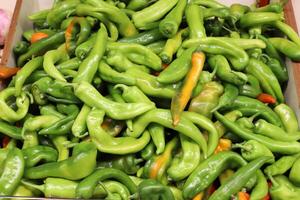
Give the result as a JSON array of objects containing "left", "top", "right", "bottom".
[{"left": 1, "top": 0, "right": 300, "bottom": 199}]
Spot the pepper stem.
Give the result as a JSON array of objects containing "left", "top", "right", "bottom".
[
  {"left": 21, "top": 179, "right": 45, "bottom": 192},
  {"left": 231, "top": 143, "right": 251, "bottom": 152}
]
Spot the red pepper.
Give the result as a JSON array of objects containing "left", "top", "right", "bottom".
[
  {"left": 2, "top": 136, "right": 10, "bottom": 148},
  {"left": 257, "top": 0, "right": 269, "bottom": 7},
  {"left": 257, "top": 93, "right": 276, "bottom": 104},
  {"left": 30, "top": 32, "right": 49, "bottom": 44}
]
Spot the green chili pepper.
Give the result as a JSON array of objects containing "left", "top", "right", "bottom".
[
  {"left": 192, "top": 0, "right": 226, "bottom": 8},
  {"left": 209, "top": 156, "right": 273, "bottom": 200},
  {"left": 185, "top": 4, "right": 206, "bottom": 39},
  {"left": 0, "top": 147, "right": 25, "bottom": 195},
  {"left": 141, "top": 142, "right": 155, "bottom": 160},
  {"left": 272, "top": 20, "right": 300, "bottom": 46},
  {"left": 182, "top": 151, "right": 248, "bottom": 199},
  {"left": 240, "top": 12, "right": 284, "bottom": 28},
  {"left": 215, "top": 110, "right": 243, "bottom": 138},
  {"left": 97, "top": 154, "right": 142, "bottom": 175},
  {"left": 289, "top": 157, "right": 300, "bottom": 186},
  {"left": 137, "top": 179, "right": 175, "bottom": 200},
  {"left": 38, "top": 104, "right": 79, "bottom": 135},
  {"left": 69, "top": 17, "right": 92, "bottom": 46},
  {"left": 127, "top": 0, "right": 150, "bottom": 10},
  {"left": 93, "top": 180, "right": 131, "bottom": 199},
  {"left": 233, "top": 140, "right": 275, "bottom": 162},
  {"left": 107, "top": 42, "right": 162, "bottom": 71},
  {"left": 50, "top": 135, "right": 70, "bottom": 161},
  {"left": 269, "top": 37, "right": 300, "bottom": 62},
  {"left": 119, "top": 28, "right": 164, "bottom": 45},
  {"left": 270, "top": 175, "right": 300, "bottom": 200},
  {"left": 189, "top": 81, "right": 224, "bottom": 118},
  {"left": 46, "top": 0, "right": 79, "bottom": 28},
  {"left": 183, "top": 37, "right": 249, "bottom": 71},
  {"left": 246, "top": 58, "right": 284, "bottom": 103},
  {"left": 254, "top": 119, "right": 300, "bottom": 141},
  {"left": 265, "top": 153, "right": 300, "bottom": 176},
  {"left": 221, "top": 96, "right": 283, "bottom": 127},
  {"left": 72, "top": 104, "right": 91, "bottom": 138},
  {"left": 214, "top": 111, "right": 300, "bottom": 154},
  {"left": 167, "top": 134, "right": 200, "bottom": 181},
  {"left": 0, "top": 88, "right": 30, "bottom": 123},
  {"left": 125, "top": 68, "right": 179, "bottom": 98},
  {"left": 146, "top": 40, "right": 166, "bottom": 54},
  {"left": 43, "top": 47, "right": 69, "bottom": 82},
  {"left": 126, "top": 108, "right": 208, "bottom": 158},
  {"left": 28, "top": 9, "right": 50, "bottom": 22},
  {"left": 98, "top": 61, "right": 137, "bottom": 86},
  {"left": 211, "top": 83, "right": 239, "bottom": 112},
  {"left": 0, "top": 121, "right": 22, "bottom": 140},
  {"left": 274, "top": 103, "right": 299, "bottom": 133},
  {"left": 239, "top": 74, "right": 262, "bottom": 98},
  {"left": 17, "top": 31, "right": 65, "bottom": 67},
  {"left": 158, "top": 0, "right": 186, "bottom": 38},
  {"left": 32, "top": 77, "right": 80, "bottom": 105},
  {"left": 87, "top": 109, "right": 150, "bottom": 154},
  {"left": 76, "top": 167, "right": 137, "bottom": 199},
  {"left": 22, "top": 145, "right": 58, "bottom": 167},
  {"left": 13, "top": 41, "right": 29, "bottom": 55},
  {"left": 266, "top": 57, "right": 288, "bottom": 83},
  {"left": 73, "top": 23, "right": 107, "bottom": 83},
  {"left": 148, "top": 124, "right": 165, "bottom": 155},
  {"left": 24, "top": 141, "right": 97, "bottom": 180},
  {"left": 160, "top": 29, "right": 187, "bottom": 64},
  {"left": 106, "top": 51, "right": 150, "bottom": 73},
  {"left": 157, "top": 47, "right": 196, "bottom": 84},
  {"left": 192, "top": 69, "right": 217, "bottom": 97},
  {"left": 132, "top": 0, "right": 178, "bottom": 29},
  {"left": 229, "top": 3, "right": 250, "bottom": 25},
  {"left": 84, "top": 0, "right": 138, "bottom": 37},
  {"left": 74, "top": 33, "right": 96, "bottom": 60},
  {"left": 250, "top": 170, "right": 268, "bottom": 200},
  {"left": 12, "top": 184, "right": 35, "bottom": 197},
  {"left": 208, "top": 55, "right": 248, "bottom": 86},
  {"left": 75, "top": 81, "right": 154, "bottom": 120},
  {"left": 203, "top": 8, "right": 230, "bottom": 19}
]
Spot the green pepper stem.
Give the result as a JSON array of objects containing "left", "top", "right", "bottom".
[
  {"left": 231, "top": 143, "right": 251, "bottom": 152},
  {"left": 21, "top": 180, "right": 45, "bottom": 192}
]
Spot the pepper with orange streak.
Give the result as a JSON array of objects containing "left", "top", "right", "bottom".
[{"left": 171, "top": 51, "right": 206, "bottom": 126}]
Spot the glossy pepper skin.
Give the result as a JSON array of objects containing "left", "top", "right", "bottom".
[
  {"left": 87, "top": 109, "right": 150, "bottom": 154},
  {"left": 250, "top": 170, "right": 269, "bottom": 200},
  {"left": 119, "top": 28, "right": 164, "bottom": 45},
  {"left": 126, "top": 108, "right": 208, "bottom": 158},
  {"left": 209, "top": 156, "right": 273, "bottom": 200},
  {"left": 269, "top": 37, "right": 300, "bottom": 62},
  {"left": 289, "top": 157, "right": 300, "bottom": 186},
  {"left": 14, "top": 56, "right": 43, "bottom": 96},
  {"left": 214, "top": 111, "right": 300, "bottom": 154},
  {"left": 185, "top": 4, "right": 206, "bottom": 39},
  {"left": 22, "top": 145, "right": 58, "bottom": 167},
  {"left": 76, "top": 168, "right": 137, "bottom": 199},
  {"left": 73, "top": 23, "right": 108, "bottom": 84},
  {"left": 0, "top": 147, "right": 25, "bottom": 195},
  {"left": 208, "top": 55, "right": 248, "bottom": 86},
  {"left": 183, "top": 37, "right": 249, "bottom": 71},
  {"left": 212, "top": 83, "right": 239, "bottom": 112},
  {"left": 0, "top": 87, "right": 30, "bottom": 123},
  {"left": 158, "top": 0, "right": 186, "bottom": 38},
  {"left": 182, "top": 151, "right": 248, "bottom": 199},
  {"left": 233, "top": 140, "right": 275, "bottom": 162},
  {"left": 189, "top": 81, "right": 224, "bottom": 118},
  {"left": 0, "top": 120, "right": 22, "bottom": 140},
  {"left": 167, "top": 134, "right": 200, "bottom": 181},
  {"left": 274, "top": 103, "right": 299, "bottom": 133},
  {"left": 246, "top": 58, "right": 284, "bottom": 103},
  {"left": 24, "top": 141, "right": 97, "bottom": 180},
  {"left": 270, "top": 175, "right": 300, "bottom": 200},
  {"left": 264, "top": 153, "right": 300, "bottom": 177},
  {"left": 137, "top": 179, "right": 175, "bottom": 200},
  {"left": 221, "top": 96, "right": 283, "bottom": 127},
  {"left": 74, "top": 81, "right": 155, "bottom": 120},
  {"left": 157, "top": 47, "right": 196, "bottom": 84},
  {"left": 239, "top": 74, "right": 262, "bottom": 98}
]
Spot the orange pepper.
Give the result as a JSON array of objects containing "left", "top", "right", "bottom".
[
  {"left": 65, "top": 20, "right": 75, "bottom": 51},
  {"left": 214, "top": 138, "right": 232, "bottom": 154},
  {"left": 171, "top": 51, "right": 205, "bottom": 126},
  {"left": 30, "top": 32, "right": 49, "bottom": 44},
  {"left": 0, "top": 65, "right": 20, "bottom": 79},
  {"left": 192, "top": 192, "right": 204, "bottom": 200},
  {"left": 237, "top": 191, "right": 250, "bottom": 200}
]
